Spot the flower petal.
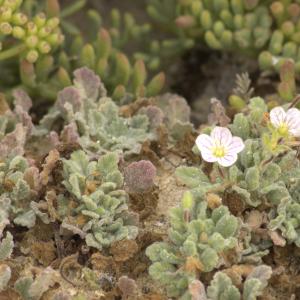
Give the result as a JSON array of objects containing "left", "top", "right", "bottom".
[
  {"left": 217, "top": 153, "right": 238, "bottom": 167},
  {"left": 195, "top": 134, "right": 217, "bottom": 163},
  {"left": 289, "top": 127, "right": 300, "bottom": 137},
  {"left": 286, "top": 108, "right": 300, "bottom": 137},
  {"left": 201, "top": 149, "right": 218, "bottom": 163},
  {"left": 228, "top": 137, "right": 245, "bottom": 154},
  {"left": 195, "top": 134, "right": 214, "bottom": 152},
  {"left": 211, "top": 127, "right": 232, "bottom": 146},
  {"left": 270, "top": 107, "right": 286, "bottom": 128}
]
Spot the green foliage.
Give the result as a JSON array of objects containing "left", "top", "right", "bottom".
[
  {"left": 0, "top": 264, "right": 11, "bottom": 292},
  {"left": 146, "top": 191, "right": 238, "bottom": 299},
  {"left": 0, "top": 155, "right": 48, "bottom": 229},
  {"left": 207, "top": 272, "right": 240, "bottom": 300},
  {"left": 147, "top": 0, "right": 300, "bottom": 75},
  {"left": 39, "top": 67, "right": 154, "bottom": 156},
  {"left": 60, "top": 149, "right": 138, "bottom": 250},
  {"left": 177, "top": 97, "right": 300, "bottom": 247},
  {"left": 14, "top": 267, "right": 60, "bottom": 300},
  {"left": 207, "top": 265, "right": 272, "bottom": 300},
  {"left": 0, "top": 231, "right": 14, "bottom": 261}
]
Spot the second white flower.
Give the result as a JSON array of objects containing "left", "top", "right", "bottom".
[{"left": 196, "top": 127, "right": 245, "bottom": 167}]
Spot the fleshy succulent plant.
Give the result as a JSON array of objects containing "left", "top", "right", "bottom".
[
  {"left": 0, "top": 0, "right": 165, "bottom": 102},
  {"left": 147, "top": 0, "right": 300, "bottom": 75}
]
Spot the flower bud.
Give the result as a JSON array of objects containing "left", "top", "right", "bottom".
[
  {"left": 27, "top": 21, "right": 38, "bottom": 34},
  {"left": 26, "top": 49, "right": 39, "bottom": 63},
  {"left": 38, "top": 41, "right": 51, "bottom": 54},
  {"left": 46, "top": 33, "right": 60, "bottom": 46},
  {"left": 47, "top": 32, "right": 63, "bottom": 46},
  {"left": 34, "top": 12, "right": 46, "bottom": 28},
  {"left": 25, "top": 35, "right": 38, "bottom": 48},
  {"left": 38, "top": 26, "right": 51, "bottom": 38},
  {"left": 12, "top": 12, "right": 27, "bottom": 25},
  {"left": 182, "top": 191, "right": 194, "bottom": 210},
  {"left": 0, "top": 7, "right": 12, "bottom": 21},
  {"left": 5, "top": 0, "right": 22, "bottom": 11},
  {"left": 229, "top": 95, "right": 246, "bottom": 110},
  {"left": 0, "top": 22, "right": 12, "bottom": 34},
  {"left": 46, "top": 17, "right": 59, "bottom": 29},
  {"left": 12, "top": 25, "right": 25, "bottom": 38}
]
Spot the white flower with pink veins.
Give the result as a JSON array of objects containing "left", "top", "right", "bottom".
[
  {"left": 270, "top": 106, "right": 300, "bottom": 137},
  {"left": 196, "top": 127, "right": 245, "bottom": 167}
]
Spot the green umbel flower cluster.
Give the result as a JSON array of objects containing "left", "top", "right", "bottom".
[{"left": 0, "top": 0, "right": 63, "bottom": 63}]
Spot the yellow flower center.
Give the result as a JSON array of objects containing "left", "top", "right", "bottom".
[
  {"left": 278, "top": 123, "right": 289, "bottom": 136},
  {"left": 212, "top": 146, "right": 226, "bottom": 158}
]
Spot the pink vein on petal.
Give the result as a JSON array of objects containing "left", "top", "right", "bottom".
[
  {"left": 218, "top": 153, "right": 238, "bottom": 167},
  {"left": 228, "top": 137, "right": 245, "bottom": 154},
  {"left": 211, "top": 126, "right": 232, "bottom": 146},
  {"left": 270, "top": 107, "right": 286, "bottom": 128}
]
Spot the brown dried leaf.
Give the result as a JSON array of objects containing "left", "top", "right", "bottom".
[
  {"left": 110, "top": 240, "right": 138, "bottom": 262},
  {"left": 0, "top": 124, "right": 27, "bottom": 158},
  {"left": 206, "top": 193, "right": 222, "bottom": 209},
  {"left": 59, "top": 254, "right": 83, "bottom": 287},
  {"left": 139, "top": 105, "right": 164, "bottom": 129},
  {"left": 40, "top": 149, "right": 60, "bottom": 185},
  {"left": 184, "top": 256, "right": 203, "bottom": 273},
  {"left": 29, "top": 267, "right": 61, "bottom": 299},
  {"left": 13, "top": 89, "right": 32, "bottom": 112},
  {"left": 208, "top": 98, "right": 230, "bottom": 127},
  {"left": 223, "top": 191, "right": 245, "bottom": 216},
  {"left": 246, "top": 210, "right": 263, "bottom": 230},
  {"left": 31, "top": 241, "right": 56, "bottom": 266},
  {"left": 120, "top": 98, "right": 151, "bottom": 118},
  {"left": 45, "top": 190, "right": 59, "bottom": 222},
  {"left": 91, "top": 253, "right": 116, "bottom": 275},
  {"left": 247, "top": 265, "right": 272, "bottom": 287},
  {"left": 117, "top": 276, "right": 137, "bottom": 299},
  {"left": 269, "top": 230, "right": 286, "bottom": 247},
  {"left": 189, "top": 280, "right": 207, "bottom": 300},
  {"left": 23, "top": 167, "right": 41, "bottom": 192},
  {"left": 60, "top": 122, "right": 79, "bottom": 144},
  {"left": 0, "top": 93, "right": 10, "bottom": 115},
  {"left": 224, "top": 264, "right": 254, "bottom": 278}
]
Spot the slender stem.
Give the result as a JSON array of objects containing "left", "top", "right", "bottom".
[
  {"left": 0, "top": 44, "right": 26, "bottom": 61},
  {"left": 218, "top": 165, "right": 225, "bottom": 179},
  {"left": 288, "top": 94, "right": 300, "bottom": 109},
  {"left": 60, "top": 0, "right": 86, "bottom": 18}
]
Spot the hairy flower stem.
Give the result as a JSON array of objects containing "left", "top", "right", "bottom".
[{"left": 288, "top": 94, "right": 300, "bottom": 108}]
